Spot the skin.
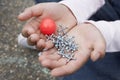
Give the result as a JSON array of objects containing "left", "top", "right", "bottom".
[
  {"left": 18, "top": 3, "right": 106, "bottom": 77},
  {"left": 38, "top": 23, "right": 106, "bottom": 77},
  {"left": 18, "top": 2, "right": 77, "bottom": 50}
]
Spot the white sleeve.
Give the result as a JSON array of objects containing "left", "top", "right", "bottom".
[
  {"left": 87, "top": 20, "right": 120, "bottom": 52},
  {"left": 59, "top": 0, "right": 105, "bottom": 23}
]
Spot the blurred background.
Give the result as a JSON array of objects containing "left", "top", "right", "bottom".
[{"left": 0, "top": 0, "right": 56, "bottom": 80}]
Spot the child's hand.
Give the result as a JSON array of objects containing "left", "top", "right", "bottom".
[
  {"left": 18, "top": 3, "right": 77, "bottom": 50},
  {"left": 38, "top": 23, "right": 106, "bottom": 77}
]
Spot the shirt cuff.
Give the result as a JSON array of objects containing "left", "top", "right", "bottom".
[
  {"left": 59, "top": 0, "right": 105, "bottom": 23},
  {"left": 85, "top": 20, "right": 119, "bottom": 52}
]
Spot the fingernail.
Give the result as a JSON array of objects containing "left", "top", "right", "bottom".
[
  {"left": 92, "top": 53, "right": 100, "bottom": 62},
  {"left": 27, "top": 37, "right": 36, "bottom": 46},
  {"left": 29, "top": 35, "right": 36, "bottom": 42},
  {"left": 19, "top": 12, "right": 25, "bottom": 17},
  {"left": 22, "top": 32, "right": 28, "bottom": 37},
  {"left": 29, "top": 36, "right": 34, "bottom": 42},
  {"left": 43, "top": 48, "right": 48, "bottom": 51},
  {"left": 38, "top": 52, "right": 42, "bottom": 56}
]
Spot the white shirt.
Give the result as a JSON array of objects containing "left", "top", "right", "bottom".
[{"left": 60, "top": 0, "right": 120, "bottom": 52}]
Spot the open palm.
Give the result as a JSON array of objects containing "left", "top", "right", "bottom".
[
  {"left": 38, "top": 23, "right": 106, "bottom": 77},
  {"left": 18, "top": 3, "right": 76, "bottom": 49}
]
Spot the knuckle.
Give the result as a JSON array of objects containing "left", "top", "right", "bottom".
[
  {"left": 41, "top": 60, "right": 50, "bottom": 67},
  {"left": 84, "top": 43, "right": 93, "bottom": 50},
  {"left": 66, "top": 70, "right": 73, "bottom": 75},
  {"left": 27, "top": 37, "right": 36, "bottom": 46},
  {"left": 39, "top": 55, "right": 46, "bottom": 62},
  {"left": 98, "top": 44, "right": 106, "bottom": 53},
  {"left": 22, "top": 28, "right": 29, "bottom": 37},
  {"left": 97, "top": 50, "right": 105, "bottom": 58},
  {"left": 24, "top": 7, "right": 30, "bottom": 12},
  {"left": 63, "top": 68, "right": 73, "bottom": 75}
]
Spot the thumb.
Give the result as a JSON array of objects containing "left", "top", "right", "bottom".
[{"left": 18, "top": 4, "right": 43, "bottom": 21}]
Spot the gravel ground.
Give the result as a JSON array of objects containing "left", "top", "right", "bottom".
[{"left": 0, "top": 0, "right": 56, "bottom": 80}]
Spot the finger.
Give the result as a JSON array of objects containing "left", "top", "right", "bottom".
[
  {"left": 18, "top": 4, "right": 43, "bottom": 21},
  {"left": 22, "top": 18, "right": 40, "bottom": 37},
  {"left": 22, "top": 25, "right": 35, "bottom": 37},
  {"left": 51, "top": 49, "right": 91, "bottom": 77},
  {"left": 38, "top": 48, "right": 56, "bottom": 59},
  {"left": 44, "top": 40, "right": 54, "bottom": 50},
  {"left": 90, "top": 43, "right": 105, "bottom": 62},
  {"left": 45, "top": 52, "right": 61, "bottom": 60},
  {"left": 40, "top": 58, "right": 67, "bottom": 69},
  {"left": 36, "top": 39, "right": 46, "bottom": 51},
  {"left": 90, "top": 50, "right": 101, "bottom": 62},
  {"left": 43, "top": 48, "right": 57, "bottom": 55},
  {"left": 38, "top": 48, "right": 58, "bottom": 62},
  {"left": 39, "top": 51, "right": 65, "bottom": 69},
  {"left": 27, "top": 33, "right": 40, "bottom": 46}
]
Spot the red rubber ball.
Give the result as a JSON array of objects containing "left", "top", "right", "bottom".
[{"left": 39, "top": 18, "right": 56, "bottom": 35}]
